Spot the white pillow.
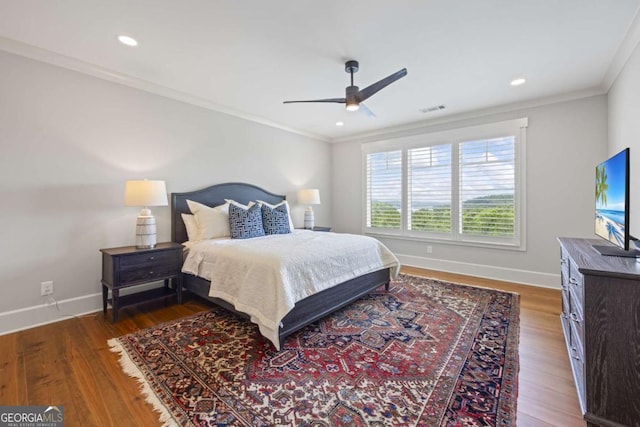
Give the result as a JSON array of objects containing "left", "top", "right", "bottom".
[
  {"left": 257, "top": 200, "right": 295, "bottom": 230},
  {"left": 186, "top": 199, "right": 231, "bottom": 240},
  {"left": 225, "top": 199, "right": 255, "bottom": 209},
  {"left": 181, "top": 213, "right": 199, "bottom": 242}
]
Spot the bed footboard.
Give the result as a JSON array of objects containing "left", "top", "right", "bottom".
[
  {"left": 182, "top": 268, "right": 391, "bottom": 349},
  {"left": 277, "top": 268, "right": 390, "bottom": 347}
]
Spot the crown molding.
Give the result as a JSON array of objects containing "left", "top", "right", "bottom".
[
  {"left": 0, "top": 31, "right": 627, "bottom": 146},
  {"left": 602, "top": 6, "right": 640, "bottom": 90},
  {"left": 330, "top": 87, "right": 605, "bottom": 144},
  {"left": 0, "top": 36, "right": 328, "bottom": 142}
]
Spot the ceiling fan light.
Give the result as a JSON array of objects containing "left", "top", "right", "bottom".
[{"left": 346, "top": 103, "right": 359, "bottom": 112}]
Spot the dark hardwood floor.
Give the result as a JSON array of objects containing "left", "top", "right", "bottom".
[{"left": 0, "top": 267, "right": 585, "bottom": 426}]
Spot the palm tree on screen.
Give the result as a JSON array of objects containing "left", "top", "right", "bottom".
[{"left": 596, "top": 165, "right": 608, "bottom": 207}]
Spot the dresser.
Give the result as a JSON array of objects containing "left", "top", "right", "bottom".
[
  {"left": 101, "top": 242, "right": 183, "bottom": 322},
  {"left": 558, "top": 238, "right": 640, "bottom": 427}
]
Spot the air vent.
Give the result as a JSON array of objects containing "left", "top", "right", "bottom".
[{"left": 420, "top": 105, "right": 446, "bottom": 113}]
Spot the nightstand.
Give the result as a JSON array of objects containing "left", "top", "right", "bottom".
[
  {"left": 100, "top": 242, "right": 183, "bottom": 322},
  {"left": 312, "top": 226, "right": 332, "bottom": 232}
]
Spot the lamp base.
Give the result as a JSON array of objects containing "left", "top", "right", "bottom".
[
  {"left": 135, "top": 215, "right": 157, "bottom": 249},
  {"left": 304, "top": 207, "right": 315, "bottom": 230}
]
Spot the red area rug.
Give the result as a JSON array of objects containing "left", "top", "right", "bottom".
[{"left": 109, "top": 274, "right": 519, "bottom": 426}]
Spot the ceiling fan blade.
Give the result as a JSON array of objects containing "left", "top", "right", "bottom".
[
  {"left": 356, "top": 68, "right": 408, "bottom": 103},
  {"left": 358, "top": 103, "right": 377, "bottom": 119},
  {"left": 283, "top": 98, "right": 345, "bottom": 104}
]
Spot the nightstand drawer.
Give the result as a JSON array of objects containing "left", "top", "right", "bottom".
[
  {"left": 120, "top": 249, "right": 180, "bottom": 268},
  {"left": 119, "top": 263, "right": 180, "bottom": 285}
]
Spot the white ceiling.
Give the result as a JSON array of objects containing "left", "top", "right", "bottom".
[{"left": 0, "top": 1, "right": 639, "bottom": 141}]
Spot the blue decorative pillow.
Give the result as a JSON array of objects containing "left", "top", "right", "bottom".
[
  {"left": 261, "top": 204, "right": 291, "bottom": 235},
  {"left": 228, "top": 203, "right": 265, "bottom": 239}
]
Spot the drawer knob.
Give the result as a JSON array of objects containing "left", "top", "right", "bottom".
[
  {"left": 571, "top": 346, "right": 581, "bottom": 361},
  {"left": 570, "top": 312, "right": 582, "bottom": 323},
  {"left": 148, "top": 256, "right": 155, "bottom": 261},
  {"left": 149, "top": 271, "right": 154, "bottom": 275}
]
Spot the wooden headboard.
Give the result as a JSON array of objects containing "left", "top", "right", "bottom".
[{"left": 171, "top": 182, "right": 286, "bottom": 243}]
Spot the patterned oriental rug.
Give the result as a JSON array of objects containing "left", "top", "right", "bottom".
[{"left": 109, "top": 274, "right": 520, "bottom": 426}]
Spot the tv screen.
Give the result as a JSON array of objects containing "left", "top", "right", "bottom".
[{"left": 595, "top": 148, "right": 630, "bottom": 251}]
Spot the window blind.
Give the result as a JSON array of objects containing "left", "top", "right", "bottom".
[
  {"left": 459, "top": 137, "right": 515, "bottom": 237},
  {"left": 366, "top": 150, "right": 402, "bottom": 229},
  {"left": 408, "top": 144, "right": 452, "bottom": 233}
]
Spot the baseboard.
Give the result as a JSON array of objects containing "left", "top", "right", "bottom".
[
  {"left": 397, "top": 254, "right": 560, "bottom": 289},
  {"left": 0, "top": 281, "right": 172, "bottom": 335},
  {"left": 1, "top": 259, "right": 558, "bottom": 335},
  {"left": 0, "top": 293, "right": 103, "bottom": 336}
]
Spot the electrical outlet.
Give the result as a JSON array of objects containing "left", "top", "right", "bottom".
[
  {"left": 41, "top": 281, "right": 54, "bottom": 296},
  {"left": 427, "top": 246, "right": 433, "bottom": 254}
]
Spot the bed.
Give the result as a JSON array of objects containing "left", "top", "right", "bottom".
[{"left": 171, "top": 182, "right": 399, "bottom": 349}]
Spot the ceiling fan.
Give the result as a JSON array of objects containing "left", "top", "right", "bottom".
[{"left": 283, "top": 60, "right": 408, "bottom": 118}]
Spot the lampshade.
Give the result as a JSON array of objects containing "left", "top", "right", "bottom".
[
  {"left": 298, "top": 189, "right": 321, "bottom": 205},
  {"left": 124, "top": 180, "right": 168, "bottom": 207},
  {"left": 124, "top": 180, "right": 167, "bottom": 249}
]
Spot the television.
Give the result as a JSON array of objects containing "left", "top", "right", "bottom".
[{"left": 593, "top": 147, "right": 638, "bottom": 257}]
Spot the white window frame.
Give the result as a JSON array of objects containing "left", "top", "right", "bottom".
[{"left": 362, "top": 118, "right": 528, "bottom": 251}]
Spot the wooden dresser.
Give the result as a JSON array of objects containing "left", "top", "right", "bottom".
[{"left": 558, "top": 238, "right": 640, "bottom": 427}]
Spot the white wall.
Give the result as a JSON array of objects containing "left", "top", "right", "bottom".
[
  {"left": 0, "top": 50, "right": 331, "bottom": 332},
  {"left": 608, "top": 41, "right": 640, "bottom": 239},
  {"left": 332, "top": 96, "right": 608, "bottom": 287}
]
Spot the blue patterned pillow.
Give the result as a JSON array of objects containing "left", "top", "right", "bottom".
[
  {"left": 228, "top": 203, "right": 265, "bottom": 239},
  {"left": 261, "top": 204, "right": 291, "bottom": 235}
]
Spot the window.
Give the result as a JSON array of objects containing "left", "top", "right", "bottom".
[
  {"left": 365, "top": 150, "right": 402, "bottom": 229},
  {"left": 459, "top": 137, "right": 515, "bottom": 238},
  {"left": 408, "top": 144, "right": 452, "bottom": 233},
  {"left": 363, "top": 118, "right": 527, "bottom": 249}
]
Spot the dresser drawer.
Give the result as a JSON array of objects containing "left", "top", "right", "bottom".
[
  {"left": 568, "top": 281, "right": 585, "bottom": 349},
  {"left": 568, "top": 280, "right": 583, "bottom": 318},
  {"left": 560, "top": 310, "right": 572, "bottom": 348},
  {"left": 560, "top": 248, "right": 570, "bottom": 284},
  {"left": 119, "top": 263, "right": 180, "bottom": 285},
  {"left": 568, "top": 262, "right": 584, "bottom": 308},
  {"left": 561, "top": 290, "right": 570, "bottom": 317},
  {"left": 569, "top": 311, "right": 584, "bottom": 357},
  {"left": 119, "top": 249, "right": 180, "bottom": 268},
  {"left": 568, "top": 341, "right": 586, "bottom": 413}
]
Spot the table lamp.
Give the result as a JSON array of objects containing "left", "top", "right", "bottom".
[
  {"left": 124, "top": 180, "right": 168, "bottom": 248},
  {"left": 298, "top": 189, "right": 321, "bottom": 229}
]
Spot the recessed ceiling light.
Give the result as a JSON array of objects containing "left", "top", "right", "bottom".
[
  {"left": 510, "top": 78, "right": 526, "bottom": 86},
  {"left": 336, "top": 121, "right": 344, "bottom": 126},
  {"left": 117, "top": 35, "right": 138, "bottom": 47}
]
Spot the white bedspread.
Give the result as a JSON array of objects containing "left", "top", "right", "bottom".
[{"left": 181, "top": 230, "right": 400, "bottom": 349}]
